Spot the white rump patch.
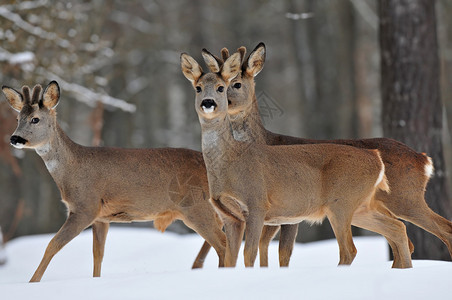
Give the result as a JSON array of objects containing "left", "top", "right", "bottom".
[
  {"left": 374, "top": 152, "right": 387, "bottom": 189},
  {"left": 425, "top": 156, "right": 434, "bottom": 178},
  {"left": 202, "top": 106, "right": 215, "bottom": 113},
  {"left": 375, "top": 167, "right": 385, "bottom": 188}
]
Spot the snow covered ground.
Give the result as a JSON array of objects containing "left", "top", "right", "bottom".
[{"left": 0, "top": 227, "right": 451, "bottom": 299}]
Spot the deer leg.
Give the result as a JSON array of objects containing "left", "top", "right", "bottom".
[
  {"left": 30, "top": 212, "right": 95, "bottom": 282},
  {"left": 278, "top": 224, "right": 299, "bottom": 267},
  {"left": 327, "top": 212, "right": 356, "bottom": 266},
  {"left": 395, "top": 200, "right": 452, "bottom": 258},
  {"left": 223, "top": 219, "right": 245, "bottom": 267},
  {"left": 92, "top": 222, "right": 109, "bottom": 277},
  {"left": 352, "top": 205, "right": 412, "bottom": 268},
  {"left": 243, "top": 215, "right": 265, "bottom": 267},
  {"left": 182, "top": 209, "right": 226, "bottom": 268},
  {"left": 192, "top": 241, "right": 212, "bottom": 269},
  {"left": 259, "top": 225, "right": 280, "bottom": 267}
]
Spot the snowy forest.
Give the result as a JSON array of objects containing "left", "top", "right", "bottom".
[{"left": 1, "top": 0, "right": 452, "bottom": 263}]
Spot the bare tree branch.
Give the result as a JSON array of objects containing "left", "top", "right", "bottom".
[{"left": 37, "top": 68, "right": 136, "bottom": 113}]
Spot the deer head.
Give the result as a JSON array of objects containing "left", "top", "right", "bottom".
[
  {"left": 2, "top": 81, "right": 60, "bottom": 150},
  {"left": 181, "top": 51, "right": 242, "bottom": 125},
  {"left": 202, "top": 43, "right": 266, "bottom": 116}
]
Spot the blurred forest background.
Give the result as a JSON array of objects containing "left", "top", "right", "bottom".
[{"left": 1, "top": 0, "right": 451, "bottom": 253}]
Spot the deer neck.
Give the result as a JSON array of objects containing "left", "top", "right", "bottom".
[
  {"left": 201, "top": 115, "right": 246, "bottom": 174},
  {"left": 230, "top": 94, "right": 267, "bottom": 144},
  {"left": 35, "top": 123, "right": 78, "bottom": 177}
]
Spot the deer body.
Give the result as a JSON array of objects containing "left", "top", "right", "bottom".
[
  {"left": 221, "top": 43, "right": 452, "bottom": 267},
  {"left": 2, "top": 82, "right": 226, "bottom": 282},
  {"left": 204, "top": 127, "right": 386, "bottom": 225},
  {"left": 193, "top": 44, "right": 421, "bottom": 268},
  {"left": 40, "top": 129, "right": 206, "bottom": 223},
  {"left": 181, "top": 52, "right": 398, "bottom": 268}
]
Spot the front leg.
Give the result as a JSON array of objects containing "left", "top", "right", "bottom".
[
  {"left": 244, "top": 212, "right": 265, "bottom": 267},
  {"left": 223, "top": 219, "right": 245, "bottom": 267},
  {"left": 259, "top": 225, "right": 280, "bottom": 267},
  {"left": 30, "top": 212, "right": 95, "bottom": 282},
  {"left": 92, "top": 222, "right": 109, "bottom": 277}
]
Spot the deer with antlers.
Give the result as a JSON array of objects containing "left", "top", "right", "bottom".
[
  {"left": 2, "top": 81, "right": 226, "bottom": 282},
  {"left": 196, "top": 42, "right": 452, "bottom": 268},
  {"left": 181, "top": 50, "right": 414, "bottom": 268}
]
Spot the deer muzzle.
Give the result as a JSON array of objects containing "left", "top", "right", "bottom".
[
  {"left": 201, "top": 99, "right": 217, "bottom": 113},
  {"left": 10, "top": 135, "right": 28, "bottom": 149}
]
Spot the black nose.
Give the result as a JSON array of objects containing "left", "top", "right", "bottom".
[
  {"left": 10, "top": 135, "right": 27, "bottom": 145},
  {"left": 201, "top": 99, "right": 217, "bottom": 109}
]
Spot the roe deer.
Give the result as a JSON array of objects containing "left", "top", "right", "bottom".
[
  {"left": 2, "top": 81, "right": 225, "bottom": 282},
  {"left": 181, "top": 51, "right": 412, "bottom": 268},
  {"left": 201, "top": 42, "right": 452, "bottom": 267},
  {"left": 194, "top": 43, "right": 415, "bottom": 269}
]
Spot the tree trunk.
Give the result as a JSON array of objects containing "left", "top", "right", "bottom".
[{"left": 379, "top": 0, "right": 452, "bottom": 260}]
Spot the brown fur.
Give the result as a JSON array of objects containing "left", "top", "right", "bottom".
[
  {"left": 2, "top": 82, "right": 226, "bottom": 282},
  {"left": 181, "top": 51, "right": 407, "bottom": 268},
  {"left": 199, "top": 43, "right": 452, "bottom": 268}
]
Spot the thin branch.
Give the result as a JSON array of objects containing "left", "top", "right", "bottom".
[
  {"left": 0, "top": 6, "right": 71, "bottom": 48},
  {"left": 0, "top": 0, "right": 49, "bottom": 11},
  {"left": 0, "top": 48, "right": 35, "bottom": 64},
  {"left": 36, "top": 68, "right": 136, "bottom": 113},
  {"left": 285, "top": 12, "right": 314, "bottom": 20}
]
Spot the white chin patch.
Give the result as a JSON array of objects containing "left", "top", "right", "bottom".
[
  {"left": 12, "top": 143, "right": 25, "bottom": 149},
  {"left": 202, "top": 106, "right": 215, "bottom": 113}
]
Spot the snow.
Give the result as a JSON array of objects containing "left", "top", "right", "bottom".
[
  {"left": 0, "top": 51, "right": 35, "bottom": 64},
  {"left": 0, "top": 227, "right": 450, "bottom": 299}
]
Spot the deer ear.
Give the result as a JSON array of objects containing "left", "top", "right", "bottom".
[
  {"left": 245, "top": 42, "right": 265, "bottom": 77},
  {"left": 220, "top": 48, "right": 230, "bottom": 62},
  {"left": 181, "top": 53, "right": 203, "bottom": 85},
  {"left": 2, "top": 86, "right": 23, "bottom": 112},
  {"left": 221, "top": 52, "right": 242, "bottom": 83},
  {"left": 202, "top": 49, "right": 222, "bottom": 73},
  {"left": 237, "top": 46, "right": 247, "bottom": 64},
  {"left": 42, "top": 81, "right": 60, "bottom": 109}
]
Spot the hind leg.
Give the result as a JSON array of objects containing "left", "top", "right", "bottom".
[
  {"left": 327, "top": 212, "right": 356, "bottom": 265},
  {"left": 183, "top": 212, "right": 226, "bottom": 268},
  {"left": 92, "top": 222, "right": 109, "bottom": 277},
  {"left": 395, "top": 200, "right": 452, "bottom": 258},
  {"left": 380, "top": 184, "right": 452, "bottom": 259},
  {"left": 352, "top": 204, "right": 412, "bottom": 268},
  {"left": 192, "top": 241, "right": 212, "bottom": 269}
]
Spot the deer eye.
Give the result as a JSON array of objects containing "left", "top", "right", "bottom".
[
  {"left": 31, "top": 117, "right": 40, "bottom": 124},
  {"left": 233, "top": 82, "right": 241, "bottom": 89},
  {"left": 196, "top": 86, "right": 202, "bottom": 93},
  {"left": 217, "top": 86, "right": 224, "bottom": 93}
]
